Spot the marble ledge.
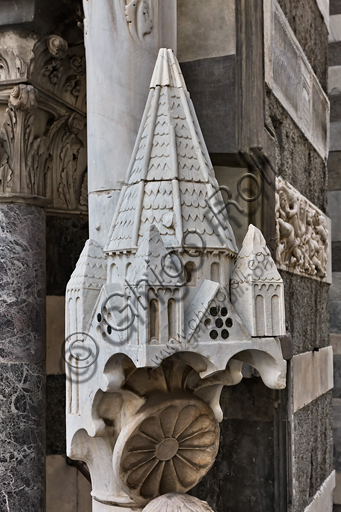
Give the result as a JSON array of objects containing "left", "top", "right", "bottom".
[
  {"left": 304, "top": 471, "right": 335, "bottom": 511},
  {"left": 0, "top": 192, "right": 51, "bottom": 207},
  {"left": 293, "top": 347, "right": 333, "bottom": 413}
]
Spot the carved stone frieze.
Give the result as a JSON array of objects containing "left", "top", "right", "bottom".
[
  {"left": 143, "top": 493, "right": 214, "bottom": 512},
  {"left": 275, "top": 177, "right": 331, "bottom": 281}
]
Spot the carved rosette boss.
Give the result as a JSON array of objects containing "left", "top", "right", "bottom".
[{"left": 65, "top": 50, "right": 287, "bottom": 511}]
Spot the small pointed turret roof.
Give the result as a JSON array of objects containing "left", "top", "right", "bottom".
[
  {"left": 67, "top": 240, "right": 107, "bottom": 290},
  {"left": 106, "top": 49, "right": 237, "bottom": 255},
  {"left": 232, "top": 225, "right": 282, "bottom": 284},
  {"left": 126, "top": 224, "right": 181, "bottom": 285}
]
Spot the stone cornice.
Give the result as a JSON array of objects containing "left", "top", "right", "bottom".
[{"left": 0, "top": 192, "right": 51, "bottom": 207}]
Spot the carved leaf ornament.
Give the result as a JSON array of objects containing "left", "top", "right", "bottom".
[
  {"left": 115, "top": 397, "right": 219, "bottom": 504},
  {"left": 143, "top": 493, "right": 214, "bottom": 512}
]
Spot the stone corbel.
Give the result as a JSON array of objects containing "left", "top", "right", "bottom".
[{"left": 66, "top": 49, "right": 287, "bottom": 511}]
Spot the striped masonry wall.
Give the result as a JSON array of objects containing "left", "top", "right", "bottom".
[
  {"left": 329, "top": 1, "right": 341, "bottom": 509},
  {"left": 45, "top": 215, "right": 91, "bottom": 512}
]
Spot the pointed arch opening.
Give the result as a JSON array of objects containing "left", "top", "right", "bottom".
[
  {"left": 184, "top": 261, "right": 197, "bottom": 285},
  {"left": 211, "top": 262, "right": 220, "bottom": 283},
  {"left": 150, "top": 299, "right": 160, "bottom": 342}
]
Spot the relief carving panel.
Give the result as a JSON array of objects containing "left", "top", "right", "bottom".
[{"left": 275, "top": 177, "right": 331, "bottom": 281}]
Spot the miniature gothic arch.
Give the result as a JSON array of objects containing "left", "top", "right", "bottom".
[{"left": 65, "top": 49, "right": 287, "bottom": 510}]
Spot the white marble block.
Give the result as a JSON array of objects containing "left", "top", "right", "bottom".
[
  {"left": 66, "top": 49, "right": 287, "bottom": 509},
  {"left": 82, "top": 0, "right": 177, "bottom": 246}
]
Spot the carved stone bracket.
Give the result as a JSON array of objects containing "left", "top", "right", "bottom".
[
  {"left": 275, "top": 177, "right": 331, "bottom": 282},
  {"left": 66, "top": 50, "right": 287, "bottom": 510}
]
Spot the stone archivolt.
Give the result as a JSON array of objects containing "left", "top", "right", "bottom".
[
  {"left": 0, "top": 32, "right": 87, "bottom": 211},
  {"left": 66, "top": 49, "right": 287, "bottom": 509},
  {"left": 275, "top": 177, "right": 329, "bottom": 280}
]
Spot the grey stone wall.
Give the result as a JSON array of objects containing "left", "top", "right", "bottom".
[
  {"left": 293, "top": 392, "right": 333, "bottom": 512},
  {"left": 276, "top": 0, "right": 328, "bottom": 90},
  {"left": 329, "top": 2, "right": 341, "bottom": 509},
  {"left": 191, "top": 378, "right": 287, "bottom": 512}
]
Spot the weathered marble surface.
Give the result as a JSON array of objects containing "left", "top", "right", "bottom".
[
  {"left": 0, "top": 204, "right": 45, "bottom": 363},
  {"left": 0, "top": 362, "right": 45, "bottom": 512},
  {"left": 83, "top": 0, "right": 177, "bottom": 246}
]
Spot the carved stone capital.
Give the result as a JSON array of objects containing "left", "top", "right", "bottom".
[
  {"left": 0, "top": 31, "right": 87, "bottom": 209},
  {"left": 0, "top": 84, "right": 87, "bottom": 206}
]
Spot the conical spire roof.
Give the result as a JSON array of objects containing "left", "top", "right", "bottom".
[{"left": 106, "top": 49, "right": 237, "bottom": 254}]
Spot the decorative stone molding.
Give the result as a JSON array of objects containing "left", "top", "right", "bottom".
[
  {"left": 125, "top": 0, "right": 154, "bottom": 41},
  {"left": 275, "top": 177, "right": 331, "bottom": 282},
  {"left": 264, "top": 0, "right": 329, "bottom": 159},
  {"left": 66, "top": 49, "right": 287, "bottom": 509},
  {"left": 143, "top": 493, "right": 214, "bottom": 512},
  {"left": 0, "top": 31, "right": 87, "bottom": 211}
]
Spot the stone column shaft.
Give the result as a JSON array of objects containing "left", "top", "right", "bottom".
[
  {"left": 83, "top": 0, "right": 177, "bottom": 246},
  {"left": 0, "top": 202, "right": 46, "bottom": 511}
]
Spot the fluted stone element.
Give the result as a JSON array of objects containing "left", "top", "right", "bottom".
[{"left": 143, "top": 493, "right": 214, "bottom": 512}]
